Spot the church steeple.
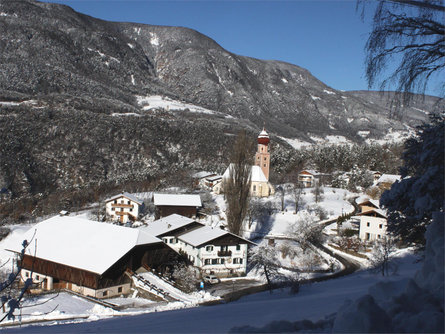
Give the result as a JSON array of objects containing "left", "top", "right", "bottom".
[{"left": 255, "top": 127, "right": 270, "bottom": 181}]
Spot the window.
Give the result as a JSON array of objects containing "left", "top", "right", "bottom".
[
  {"left": 236, "top": 245, "right": 241, "bottom": 251},
  {"left": 263, "top": 164, "right": 266, "bottom": 167},
  {"left": 189, "top": 255, "right": 195, "bottom": 262},
  {"left": 35, "top": 275, "right": 40, "bottom": 280},
  {"left": 25, "top": 272, "right": 29, "bottom": 278},
  {"left": 233, "top": 258, "right": 243, "bottom": 264},
  {"left": 366, "top": 222, "right": 370, "bottom": 227},
  {"left": 204, "top": 259, "right": 211, "bottom": 265},
  {"left": 220, "top": 258, "right": 225, "bottom": 265},
  {"left": 118, "top": 287, "right": 122, "bottom": 293},
  {"left": 264, "top": 157, "right": 267, "bottom": 161},
  {"left": 111, "top": 208, "right": 115, "bottom": 211},
  {"left": 206, "top": 246, "right": 213, "bottom": 252},
  {"left": 130, "top": 208, "right": 133, "bottom": 212},
  {"left": 221, "top": 245, "right": 228, "bottom": 251},
  {"left": 377, "top": 235, "right": 381, "bottom": 239},
  {"left": 211, "top": 259, "right": 218, "bottom": 265},
  {"left": 253, "top": 185, "right": 256, "bottom": 191},
  {"left": 103, "top": 291, "right": 108, "bottom": 297},
  {"left": 379, "top": 224, "right": 383, "bottom": 229},
  {"left": 121, "top": 200, "right": 124, "bottom": 204},
  {"left": 127, "top": 200, "right": 131, "bottom": 205},
  {"left": 114, "top": 200, "right": 117, "bottom": 204}
]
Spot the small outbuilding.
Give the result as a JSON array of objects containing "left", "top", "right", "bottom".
[{"left": 153, "top": 193, "right": 202, "bottom": 219}]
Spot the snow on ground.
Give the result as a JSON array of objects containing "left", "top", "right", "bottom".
[
  {"left": 278, "top": 136, "right": 312, "bottom": 149},
  {"left": 111, "top": 112, "right": 141, "bottom": 117},
  {"left": 261, "top": 187, "right": 353, "bottom": 237},
  {"left": 6, "top": 250, "right": 421, "bottom": 333},
  {"left": 136, "top": 95, "right": 215, "bottom": 115}
]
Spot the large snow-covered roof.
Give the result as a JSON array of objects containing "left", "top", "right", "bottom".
[
  {"left": 7, "top": 216, "right": 161, "bottom": 275},
  {"left": 105, "top": 192, "right": 143, "bottom": 205},
  {"left": 222, "top": 164, "right": 267, "bottom": 182},
  {"left": 153, "top": 193, "right": 202, "bottom": 207},
  {"left": 178, "top": 226, "right": 228, "bottom": 247},
  {"left": 141, "top": 214, "right": 203, "bottom": 237},
  {"left": 377, "top": 174, "right": 401, "bottom": 184},
  {"left": 178, "top": 225, "right": 254, "bottom": 247}
]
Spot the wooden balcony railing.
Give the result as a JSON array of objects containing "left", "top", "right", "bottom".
[
  {"left": 111, "top": 203, "right": 133, "bottom": 208},
  {"left": 217, "top": 250, "right": 232, "bottom": 257}
]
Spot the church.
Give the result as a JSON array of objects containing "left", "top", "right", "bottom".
[{"left": 213, "top": 128, "right": 275, "bottom": 198}]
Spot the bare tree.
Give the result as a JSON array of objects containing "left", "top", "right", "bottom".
[
  {"left": 359, "top": 0, "right": 444, "bottom": 109},
  {"left": 292, "top": 182, "right": 304, "bottom": 214},
  {"left": 277, "top": 186, "right": 285, "bottom": 212},
  {"left": 369, "top": 236, "right": 397, "bottom": 276},
  {"left": 249, "top": 245, "right": 283, "bottom": 292},
  {"left": 287, "top": 214, "right": 323, "bottom": 251},
  {"left": 311, "top": 181, "right": 324, "bottom": 203},
  {"left": 224, "top": 131, "right": 254, "bottom": 235}
]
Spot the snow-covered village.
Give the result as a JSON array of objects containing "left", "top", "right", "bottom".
[{"left": 0, "top": 0, "right": 443, "bottom": 333}]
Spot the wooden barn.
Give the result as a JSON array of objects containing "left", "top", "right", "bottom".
[
  {"left": 153, "top": 193, "right": 202, "bottom": 219},
  {"left": 8, "top": 216, "right": 181, "bottom": 299}
]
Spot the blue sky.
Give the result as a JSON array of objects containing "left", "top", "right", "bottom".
[{"left": 46, "top": 0, "right": 437, "bottom": 95}]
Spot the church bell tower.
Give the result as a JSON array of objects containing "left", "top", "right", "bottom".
[{"left": 255, "top": 127, "right": 270, "bottom": 181}]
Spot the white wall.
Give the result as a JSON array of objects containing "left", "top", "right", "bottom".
[
  {"left": 359, "top": 216, "right": 387, "bottom": 241},
  {"left": 105, "top": 196, "right": 140, "bottom": 224}
]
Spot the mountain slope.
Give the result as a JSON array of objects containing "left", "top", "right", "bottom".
[{"left": 0, "top": 0, "right": 436, "bottom": 209}]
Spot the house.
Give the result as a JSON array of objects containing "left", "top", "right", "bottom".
[
  {"left": 357, "top": 208, "right": 387, "bottom": 241},
  {"left": 376, "top": 174, "right": 401, "bottom": 188},
  {"left": 143, "top": 214, "right": 255, "bottom": 277},
  {"left": 298, "top": 170, "right": 329, "bottom": 187},
  {"left": 105, "top": 192, "right": 143, "bottom": 224},
  {"left": 7, "top": 216, "right": 180, "bottom": 299},
  {"left": 202, "top": 175, "right": 223, "bottom": 189},
  {"left": 370, "top": 171, "right": 382, "bottom": 182},
  {"left": 153, "top": 193, "right": 202, "bottom": 219},
  {"left": 175, "top": 225, "right": 254, "bottom": 277},
  {"left": 192, "top": 171, "right": 216, "bottom": 188}
]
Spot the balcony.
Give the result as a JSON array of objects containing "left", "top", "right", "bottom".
[
  {"left": 217, "top": 250, "right": 232, "bottom": 257},
  {"left": 111, "top": 203, "right": 133, "bottom": 208}
]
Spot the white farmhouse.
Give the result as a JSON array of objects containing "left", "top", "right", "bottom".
[
  {"left": 357, "top": 208, "right": 387, "bottom": 241},
  {"left": 142, "top": 214, "right": 254, "bottom": 277},
  {"left": 176, "top": 225, "right": 253, "bottom": 277},
  {"left": 105, "top": 192, "right": 143, "bottom": 224}
]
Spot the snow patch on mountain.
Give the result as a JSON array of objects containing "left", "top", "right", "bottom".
[{"left": 136, "top": 95, "right": 215, "bottom": 114}]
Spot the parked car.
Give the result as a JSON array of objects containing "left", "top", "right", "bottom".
[{"left": 203, "top": 275, "right": 220, "bottom": 284}]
